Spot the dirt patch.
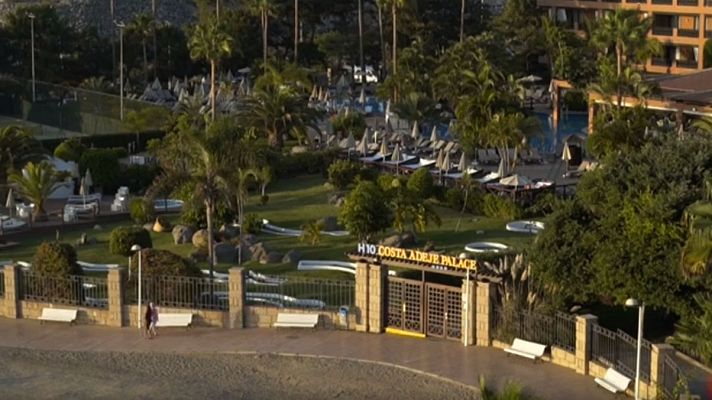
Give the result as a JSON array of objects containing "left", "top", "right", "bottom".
[{"left": 0, "top": 347, "right": 478, "bottom": 399}]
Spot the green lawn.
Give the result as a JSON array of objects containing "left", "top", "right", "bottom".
[{"left": 2, "top": 175, "right": 536, "bottom": 278}]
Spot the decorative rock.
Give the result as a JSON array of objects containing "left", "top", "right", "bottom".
[
  {"left": 241, "top": 234, "right": 256, "bottom": 247},
  {"left": 327, "top": 193, "right": 345, "bottom": 205},
  {"left": 317, "top": 216, "right": 340, "bottom": 231},
  {"left": 219, "top": 224, "right": 238, "bottom": 240},
  {"left": 291, "top": 145, "right": 309, "bottom": 154},
  {"left": 143, "top": 223, "right": 154, "bottom": 231},
  {"left": 75, "top": 233, "right": 88, "bottom": 246},
  {"left": 423, "top": 241, "right": 435, "bottom": 252},
  {"left": 93, "top": 224, "right": 102, "bottom": 230},
  {"left": 380, "top": 232, "right": 417, "bottom": 247},
  {"left": 213, "top": 242, "right": 236, "bottom": 264},
  {"left": 260, "top": 251, "right": 283, "bottom": 264},
  {"left": 192, "top": 229, "right": 212, "bottom": 250},
  {"left": 87, "top": 237, "right": 97, "bottom": 245},
  {"left": 153, "top": 217, "right": 170, "bottom": 233},
  {"left": 236, "top": 244, "right": 252, "bottom": 263},
  {"left": 172, "top": 225, "right": 194, "bottom": 245},
  {"left": 335, "top": 197, "right": 346, "bottom": 207},
  {"left": 400, "top": 231, "right": 417, "bottom": 246},
  {"left": 282, "top": 249, "right": 303, "bottom": 264},
  {"left": 250, "top": 242, "right": 269, "bottom": 262},
  {"left": 190, "top": 250, "right": 208, "bottom": 262}
]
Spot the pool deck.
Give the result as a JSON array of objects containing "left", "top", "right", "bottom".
[{"left": 0, "top": 318, "right": 615, "bottom": 399}]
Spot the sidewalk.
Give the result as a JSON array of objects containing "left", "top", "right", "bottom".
[{"left": 0, "top": 318, "right": 615, "bottom": 400}]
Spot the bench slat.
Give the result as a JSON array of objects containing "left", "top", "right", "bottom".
[
  {"left": 39, "top": 308, "right": 77, "bottom": 324},
  {"left": 274, "top": 313, "right": 319, "bottom": 328},
  {"left": 155, "top": 313, "right": 193, "bottom": 327}
]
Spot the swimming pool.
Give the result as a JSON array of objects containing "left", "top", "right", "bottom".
[{"left": 531, "top": 112, "right": 589, "bottom": 154}]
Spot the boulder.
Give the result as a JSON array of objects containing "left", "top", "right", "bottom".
[
  {"left": 75, "top": 233, "right": 88, "bottom": 246},
  {"left": 318, "top": 216, "right": 340, "bottom": 232},
  {"left": 190, "top": 250, "right": 208, "bottom": 262},
  {"left": 380, "top": 232, "right": 417, "bottom": 247},
  {"left": 250, "top": 242, "right": 269, "bottom": 262},
  {"left": 153, "top": 217, "right": 171, "bottom": 233},
  {"left": 241, "top": 234, "right": 257, "bottom": 247},
  {"left": 327, "top": 193, "right": 345, "bottom": 206},
  {"left": 142, "top": 223, "right": 154, "bottom": 232},
  {"left": 260, "top": 251, "right": 283, "bottom": 264},
  {"left": 422, "top": 241, "right": 436, "bottom": 252},
  {"left": 172, "top": 225, "right": 194, "bottom": 245},
  {"left": 93, "top": 224, "right": 102, "bottom": 230},
  {"left": 87, "top": 237, "right": 97, "bottom": 245},
  {"left": 282, "top": 249, "right": 303, "bottom": 264},
  {"left": 192, "top": 229, "right": 212, "bottom": 250},
  {"left": 335, "top": 197, "right": 346, "bottom": 207},
  {"left": 213, "top": 242, "right": 236, "bottom": 264},
  {"left": 380, "top": 234, "right": 401, "bottom": 247},
  {"left": 219, "top": 224, "right": 238, "bottom": 240},
  {"left": 291, "top": 145, "right": 309, "bottom": 154},
  {"left": 400, "top": 231, "right": 417, "bottom": 246}
]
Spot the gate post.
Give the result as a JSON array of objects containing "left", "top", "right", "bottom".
[
  {"left": 354, "top": 262, "right": 369, "bottom": 332},
  {"left": 461, "top": 279, "right": 475, "bottom": 346},
  {"left": 3, "top": 265, "right": 20, "bottom": 318},
  {"left": 367, "top": 263, "right": 387, "bottom": 333},
  {"left": 106, "top": 268, "right": 124, "bottom": 327},
  {"left": 475, "top": 281, "right": 492, "bottom": 346},
  {"left": 650, "top": 343, "right": 675, "bottom": 399},
  {"left": 228, "top": 267, "right": 245, "bottom": 329},
  {"left": 575, "top": 314, "right": 598, "bottom": 375}
]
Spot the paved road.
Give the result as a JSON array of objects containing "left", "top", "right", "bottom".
[{"left": 0, "top": 318, "right": 614, "bottom": 400}]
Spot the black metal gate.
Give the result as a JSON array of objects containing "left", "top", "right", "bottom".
[{"left": 387, "top": 277, "right": 462, "bottom": 340}]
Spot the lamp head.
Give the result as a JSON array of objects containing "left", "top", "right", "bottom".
[
  {"left": 27, "top": 13, "right": 35, "bottom": 19},
  {"left": 625, "top": 298, "right": 639, "bottom": 308},
  {"left": 130, "top": 244, "right": 142, "bottom": 252}
]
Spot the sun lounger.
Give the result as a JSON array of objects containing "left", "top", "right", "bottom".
[
  {"left": 273, "top": 313, "right": 319, "bottom": 328},
  {"left": 594, "top": 368, "right": 631, "bottom": 394},
  {"left": 504, "top": 338, "right": 547, "bottom": 362},
  {"left": 39, "top": 308, "right": 77, "bottom": 325}
]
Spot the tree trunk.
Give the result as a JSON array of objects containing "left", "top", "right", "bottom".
[
  {"left": 392, "top": 4, "right": 397, "bottom": 76},
  {"left": 456, "top": 187, "right": 469, "bottom": 232},
  {"left": 263, "top": 11, "right": 269, "bottom": 69},
  {"left": 460, "top": 0, "right": 466, "bottom": 43},
  {"left": 153, "top": 28, "right": 158, "bottom": 79},
  {"left": 143, "top": 39, "right": 148, "bottom": 84},
  {"left": 210, "top": 60, "right": 216, "bottom": 121},
  {"left": 294, "top": 0, "right": 299, "bottom": 63},
  {"left": 616, "top": 43, "right": 623, "bottom": 108},
  {"left": 268, "top": 127, "right": 282, "bottom": 149},
  {"left": 237, "top": 198, "right": 244, "bottom": 265},
  {"left": 358, "top": 0, "right": 364, "bottom": 84},
  {"left": 206, "top": 200, "right": 214, "bottom": 278},
  {"left": 377, "top": 2, "right": 386, "bottom": 78}
]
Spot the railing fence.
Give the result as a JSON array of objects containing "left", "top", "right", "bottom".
[
  {"left": 125, "top": 275, "right": 229, "bottom": 311},
  {"left": 591, "top": 324, "right": 652, "bottom": 383},
  {"left": 491, "top": 305, "right": 576, "bottom": 352},
  {"left": 660, "top": 353, "right": 688, "bottom": 399},
  {"left": 246, "top": 275, "right": 355, "bottom": 310},
  {"left": 0, "top": 270, "right": 5, "bottom": 298},
  {"left": 18, "top": 271, "right": 108, "bottom": 309}
]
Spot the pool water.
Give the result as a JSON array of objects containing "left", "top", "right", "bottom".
[{"left": 531, "top": 113, "right": 589, "bottom": 154}]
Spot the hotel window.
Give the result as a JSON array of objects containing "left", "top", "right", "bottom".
[{"left": 678, "top": 15, "right": 700, "bottom": 36}]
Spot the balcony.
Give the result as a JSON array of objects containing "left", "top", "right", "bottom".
[
  {"left": 651, "top": 57, "right": 673, "bottom": 67},
  {"left": 652, "top": 26, "right": 674, "bottom": 36},
  {"left": 706, "top": 30, "right": 712, "bottom": 38},
  {"left": 678, "top": 29, "right": 700, "bottom": 37},
  {"left": 678, "top": 0, "right": 699, "bottom": 5},
  {"left": 706, "top": 0, "right": 712, "bottom": 5},
  {"left": 652, "top": 0, "right": 673, "bottom": 4},
  {"left": 676, "top": 60, "right": 699, "bottom": 69}
]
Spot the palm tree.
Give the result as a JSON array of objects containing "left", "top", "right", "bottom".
[
  {"left": 255, "top": 166, "right": 272, "bottom": 204},
  {"left": 228, "top": 168, "right": 257, "bottom": 265},
  {"left": 671, "top": 294, "right": 712, "bottom": 365},
  {"left": 129, "top": 13, "right": 156, "bottom": 84},
  {"left": 693, "top": 116, "right": 712, "bottom": 134},
  {"left": 460, "top": 0, "right": 466, "bottom": 43},
  {"left": 0, "top": 125, "right": 45, "bottom": 184},
  {"left": 294, "top": 0, "right": 299, "bottom": 62},
  {"left": 680, "top": 229, "right": 712, "bottom": 278},
  {"left": 300, "top": 220, "right": 324, "bottom": 245},
  {"left": 188, "top": 19, "right": 233, "bottom": 122},
  {"left": 8, "top": 161, "right": 64, "bottom": 222},
  {"left": 250, "top": 0, "right": 275, "bottom": 69},
  {"left": 389, "top": 0, "right": 407, "bottom": 76},
  {"left": 376, "top": 0, "right": 387, "bottom": 77}
]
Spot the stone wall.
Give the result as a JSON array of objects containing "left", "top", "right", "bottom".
[
  {"left": 19, "top": 300, "right": 113, "bottom": 325},
  {"left": 123, "top": 304, "right": 227, "bottom": 328},
  {"left": 245, "top": 306, "right": 358, "bottom": 330}
]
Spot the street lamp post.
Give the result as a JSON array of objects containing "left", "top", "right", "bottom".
[
  {"left": 114, "top": 20, "right": 126, "bottom": 121},
  {"left": 625, "top": 298, "right": 645, "bottom": 400},
  {"left": 131, "top": 244, "right": 142, "bottom": 330},
  {"left": 28, "top": 13, "right": 36, "bottom": 102}
]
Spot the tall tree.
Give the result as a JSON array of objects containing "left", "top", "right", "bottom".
[
  {"left": 8, "top": 161, "right": 64, "bottom": 222},
  {"left": 0, "top": 125, "right": 45, "bottom": 184},
  {"left": 129, "top": 13, "right": 156, "bottom": 84},
  {"left": 249, "top": 0, "right": 275, "bottom": 69},
  {"left": 339, "top": 180, "right": 393, "bottom": 241},
  {"left": 460, "top": 0, "right": 466, "bottom": 43},
  {"left": 188, "top": 19, "right": 233, "bottom": 122}
]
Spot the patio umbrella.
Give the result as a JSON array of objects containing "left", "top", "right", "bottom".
[
  {"left": 5, "top": 188, "right": 15, "bottom": 218},
  {"left": 458, "top": 153, "right": 468, "bottom": 172},
  {"left": 499, "top": 174, "right": 531, "bottom": 187},
  {"left": 561, "top": 144, "right": 572, "bottom": 171},
  {"left": 442, "top": 151, "right": 451, "bottom": 173},
  {"left": 357, "top": 136, "right": 368, "bottom": 156},
  {"left": 359, "top": 86, "right": 366, "bottom": 105},
  {"left": 70, "top": 162, "right": 80, "bottom": 179},
  {"left": 430, "top": 126, "right": 438, "bottom": 143},
  {"left": 310, "top": 85, "right": 318, "bottom": 101},
  {"left": 391, "top": 143, "right": 401, "bottom": 163},
  {"left": 79, "top": 177, "right": 87, "bottom": 206},
  {"left": 497, "top": 157, "right": 506, "bottom": 178},
  {"left": 379, "top": 139, "right": 388, "bottom": 156},
  {"left": 345, "top": 132, "right": 356, "bottom": 149},
  {"left": 84, "top": 169, "right": 93, "bottom": 190},
  {"left": 411, "top": 120, "right": 420, "bottom": 140},
  {"left": 435, "top": 148, "right": 444, "bottom": 171},
  {"left": 363, "top": 127, "right": 370, "bottom": 142}
]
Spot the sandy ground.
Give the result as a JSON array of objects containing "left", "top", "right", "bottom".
[{"left": 0, "top": 347, "right": 478, "bottom": 400}]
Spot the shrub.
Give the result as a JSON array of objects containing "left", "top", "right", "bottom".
[
  {"left": 444, "top": 187, "right": 483, "bottom": 215},
  {"left": 243, "top": 213, "right": 263, "bottom": 234},
  {"left": 271, "top": 149, "right": 340, "bottom": 178},
  {"left": 129, "top": 248, "right": 201, "bottom": 277},
  {"left": 33, "top": 242, "right": 81, "bottom": 276},
  {"left": 562, "top": 90, "right": 587, "bottom": 112},
  {"left": 129, "top": 198, "right": 155, "bottom": 224},
  {"left": 331, "top": 112, "right": 366, "bottom": 139},
  {"left": 109, "top": 226, "right": 153, "bottom": 256},
  {"left": 79, "top": 148, "right": 120, "bottom": 193},
  {"left": 407, "top": 168, "right": 435, "bottom": 199},
  {"left": 172, "top": 183, "right": 234, "bottom": 228},
  {"left": 53, "top": 138, "right": 86, "bottom": 162},
  {"left": 483, "top": 194, "right": 521, "bottom": 220},
  {"left": 328, "top": 160, "right": 361, "bottom": 190},
  {"left": 119, "top": 163, "right": 160, "bottom": 194}
]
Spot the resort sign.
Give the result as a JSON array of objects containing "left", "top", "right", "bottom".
[{"left": 356, "top": 243, "right": 477, "bottom": 272}]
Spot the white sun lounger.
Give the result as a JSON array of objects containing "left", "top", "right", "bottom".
[
  {"left": 504, "top": 338, "right": 547, "bottom": 362},
  {"left": 594, "top": 368, "right": 631, "bottom": 394}
]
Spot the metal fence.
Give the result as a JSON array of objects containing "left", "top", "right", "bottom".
[
  {"left": 126, "top": 275, "right": 229, "bottom": 311},
  {"left": 591, "top": 324, "right": 651, "bottom": 383},
  {"left": 0, "top": 270, "right": 4, "bottom": 297},
  {"left": 491, "top": 306, "right": 576, "bottom": 352},
  {"left": 246, "top": 275, "right": 355, "bottom": 310},
  {"left": 660, "top": 353, "right": 688, "bottom": 398},
  {"left": 19, "top": 271, "right": 108, "bottom": 309}
]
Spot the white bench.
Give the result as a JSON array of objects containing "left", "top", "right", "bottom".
[
  {"left": 39, "top": 308, "right": 77, "bottom": 325},
  {"left": 273, "top": 313, "right": 319, "bottom": 328},
  {"left": 595, "top": 367, "right": 631, "bottom": 394},
  {"left": 155, "top": 313, "right": 193, "bottom": 328},
  {"left": 504, "top": 338, "right": 547, "bottom": 362}
]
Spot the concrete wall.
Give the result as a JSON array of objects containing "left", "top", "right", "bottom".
[
  {"left": 19, "top": 300, "right": 113, "bottom": 325},
  {"left": 245, "top": 306, "right": 358, "bottom": 330}
]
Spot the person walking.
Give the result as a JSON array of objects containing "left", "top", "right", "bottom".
[
  {"left": 149, "top": 302, "right": 159, "bottom": 338},
  {"left": 143, "top": 302, "right": 153, "bottom": 339}
]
